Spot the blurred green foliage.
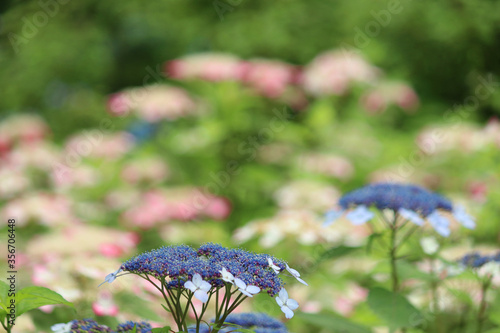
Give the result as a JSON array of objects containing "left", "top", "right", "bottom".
[{"left": 1, "top": 0, "right": 500, "bottom": 135}]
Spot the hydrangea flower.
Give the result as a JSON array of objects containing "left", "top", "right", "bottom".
[
  {"left": 185, "top": 273, "right": 212, "bottom": 302},
  {"left": 105, "top": 243, "right": 305, "bottom": 331},
  {"left": 120, "top": 243, "right": 288, "bottom": 296},
  {"left": 188, "top": 312, "right": 288, "bottom": 333},
  {"left": 459, "top": 252, "right": 500, "bottom": 269},
  {"left": 234, "top": 278, "right": 260, "bottom": 297},
  {"left": 324, "top": 183, "right": 475, "bottom": 237},
  {"left": 51, "top": 319, "right": 151, "bottom": 332},
  {"left": 98, "top": 268, "right": 124, "bottom": 287},
  {"left": 275, "top": 288, "right": 299, "bottom": 319},
  {"left": 116, "top": 321, "right": 153, "bottom": 333}
]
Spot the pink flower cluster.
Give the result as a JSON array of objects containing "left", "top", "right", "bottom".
[
  {"left": 121, "top": 188, "right": 231, "bottom": 228},
  {"left": 0, "top": 114, "right": 49, "bottom": 157},
  {"left": 164, "top": 50, "right": 418, "bottom": 113},
  {"left": 107, "top": 84, "right": 201, "bottom": 121},
  {"left": 361, "top": 81, "right": 419, "bottom": 114}
]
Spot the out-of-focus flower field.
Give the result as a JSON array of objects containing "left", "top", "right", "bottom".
[{"left": 1, "top": 1, "right": 500, "bottom": 332}]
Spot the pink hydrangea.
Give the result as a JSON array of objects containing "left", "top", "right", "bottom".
[
  {"left": 301, "top": 50, "right": 379, "bottom": 96},
  {"left": 165, "top": 53, "right": 246, "bottom": 82}
]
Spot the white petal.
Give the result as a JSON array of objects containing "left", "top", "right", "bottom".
[
  {"left": 51, "top": 323, "right": 70, "bottom": 332},
  {"left": 419, "top": 236, "right": 439, "bottom": 255},
  {"left": 286, "top": 298, "right": 299, "bottom": 310},
  {"left": 398, "top": 208, "right": 424, "bottom": 226},
  {"left": 453, "top": 206, "right": 475, "bottom": 229},
  {"left": 295, "top": 276, "right": 308, "bottom": 286},
  {"left": 276, "top": 295, "right": 285, "bottom": 307},
  {"left": 286, "top": 264, "right": 300, "bottom": 277},
  {"left": 281, "top": 306, "right": 294, "bottom": 319},
  {"left": 199, "top": 280, "right": 212, "bottom": 292},
  {"left": 278, "top": 288, "right": 288, "bottom": 302},
  {"left": 239, "top": 289, "right": 253, "bottom": 297},
  {"left": 184, "top": 281, "right": 197, "bottom": 292},
  {"left": 234, "top": 278, "right": 246, "bottom": 290},
  {"left": 427, "top": 211, "right": 450, "bottom": 237},
  {"left": 192, "top": 273, "right": 202, "bottom": 286},
  {"left": 194, "top": 290, "right": 209, "bottom": 303},
  {"left": 323, "top": 209, "right": 344, "bottom": 227},
  {"left": 246, "top": 285, "right": 260, "bottom": 294},
  {"left": 346, "top": 206, "right": 374, "bottom": 225}
]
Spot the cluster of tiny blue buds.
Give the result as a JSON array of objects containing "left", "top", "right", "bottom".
[
  {"left": 67, "top": 319, "right": 150, "bottom": 332},
  {"left": 339, "top": 183, "right": 453, "bottom": 216},
  {"left": 459, "top": 252, "right": 500, "bottom": 268},
  {"left": 122, "top": 243, "right": 286, "bottom": 296},
  {"left": 189, "top": 313, "right": 288, "bottom": 333}
]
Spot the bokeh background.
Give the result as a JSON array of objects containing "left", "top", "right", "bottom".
[{"left": 1, "top": 0, "right": 500, "bottom": 332}]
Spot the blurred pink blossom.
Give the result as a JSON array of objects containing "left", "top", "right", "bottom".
[
  {"left": 165, "top": 53, "right": 245, "bottom": 82},
  {"left": 466, "top": 181, "right": 488, "bottom": 203},
  {"left": 297, "top": 153, "right": 354, "bottom": 180},
  {"left": 301, "top": 50, "right": 379, "bottom": 96},
  {"left": 93, "top": 292, "right": 119, "bottom": 316},
  {"left": 0, "top": 114, "right": 49, "bottom": 145},
  {"left": 241, "top": 59, "right": 299, "bottom": 98},
  {"left": 121, "top": 157, "right": 170, "bottom": 184},
  {"left": 65, "top": 132, "right": 135, "bottom": 160},
  {"left": 107, "top": 85, "right": 201, "bottom": 122},
  {"left": 122, "top": 188, "right": 231, "bottom": 228},
  {"left": 361, "top": 82, "right": 419, "bottom": 114},
  {"left": 1, "top": 193, "right": 77, "bottom": 227}
]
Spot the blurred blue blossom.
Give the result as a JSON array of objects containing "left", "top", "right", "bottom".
[
  {"left": 324, "top": 183, "right": 475, "bottom": 237},
  {"left": 459, "top": 252, "right": 500, "bottom": 268},
  {"left": 188, "top": 313, "right": 288, "bottom": 333}
]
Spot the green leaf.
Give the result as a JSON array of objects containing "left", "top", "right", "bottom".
[
  {"left": 298, "top": 312, "right": 372, "bottom": 333},
  {"left": 151, "top": 327, "right": 171, "bottom": 333},
  {"left": 0, "top": 281, "right": 9, "bottom": 321},
  {"left": 0, "top": 281, "right": 9, "bottom": 304},
  {"left": 318, "top": 245, "right": 360, "bottom": 263},
  {"left": 367, "top": 287, "right": 423, "bottom": 329},
  {"left": 15, "top": 286, "right": 74, "bottom": 317},
  {"left": 114, "top": 293, "right": 163, "bottom": 322},
  {"left": 161, "top": 304, "right": 171, "bottom": 313}
]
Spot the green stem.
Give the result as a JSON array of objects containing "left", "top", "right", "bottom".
[
  {"left": 143, "top": 275, "right": 182, "bottom": 331},
  {"left": 476, "top": 278, "right": 491, "bottom": 333},
  {"left": 389, "top": 217, "right": 399, "bottom": 293},
  {"left": 212, "top": 293, "right": 247, "bottom": 333},
  {"left": 1, "top": 319, "right": 10, "bottom": 333}
]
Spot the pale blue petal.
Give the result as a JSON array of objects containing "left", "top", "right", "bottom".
[
  {"left": 194, "top": 290, "right": 209, "bottom": 303},
  {"left": 398, "top": 208, "right": 424, "bottom": 226},
  {"left": 453, "top": 206, "right": 475, "bottom": 229},
  {"left": 427, "top": 211, "right": 450, "bottom": 237},
  {"left": 345, "top": 205, "right": 374, "bottom": 225},
  {"left": 323, "top": 209, "right": 344, "bottom": 227}
]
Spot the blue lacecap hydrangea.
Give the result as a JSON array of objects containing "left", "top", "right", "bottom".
[
  {"left": 459, "top": 252, "right": 500, "bottom": 268},
  {"left": 324, "top": 183, "right": 475, "bottom": 237},
  {"left": 188, "top": 313, "right": 288, "bottom": 333},
  {"left": 122, "top": 243, "right": 286, "bottom": 296},
  {"left": 68, "top": 319, "right": 151, "bottom": 332}
]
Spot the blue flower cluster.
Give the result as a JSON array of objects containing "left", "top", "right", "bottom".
[
  {"left": 116, "top": 321, "right": 152, "bottom": 333},
  {"left": 66, "top": 319, "right": 151, "bottom": 333},
  {"left": 459, "top": 252, "right": 500, "bottom": 268},
  {"left": 324, "top": 183, "right": 475, "bottom": 237},
  {"left": 189, "top": 313, "right": 288, "bottom": 333},
  {"left": 122, "top": 243, "right": 286, "bottom": 296},
  {"left": 338, "top": 183, "right": 452, "bottom": 216}
]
